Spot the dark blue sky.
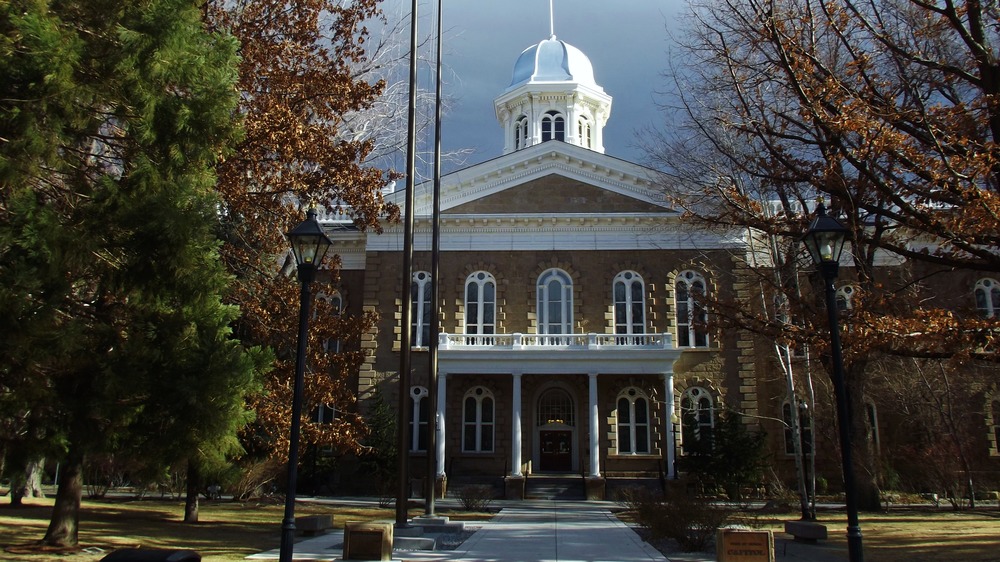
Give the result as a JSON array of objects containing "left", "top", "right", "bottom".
[{"left": 380, "top": 1, "right": 679, "bottom": 173}]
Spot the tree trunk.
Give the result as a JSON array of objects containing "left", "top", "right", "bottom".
[
  {"left": 41, "top": 449, "right": 82, "bottom": 547},
  {"left": 184, "top": 460, "right": 200, "bottom": 523}
]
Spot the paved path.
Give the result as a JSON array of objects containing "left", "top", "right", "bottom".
[{"left": 248, "top": 498, "right": 849, "bottom": 561}]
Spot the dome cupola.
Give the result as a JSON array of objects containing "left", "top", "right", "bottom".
[{"left": 494, "top": 36, "right": 613, "bottom": 155}]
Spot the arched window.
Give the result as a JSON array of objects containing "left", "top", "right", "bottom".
[
  {"left": 577, "top": 117, "right": 592, "bottom": 148},
  {"left": 537, "top": 268, "right": 573, "bottom": 335},
  {"left": 675, "top": 270, "right": 709, "bottom": 347},
  {"left": 514, "top": 115, "right": 528, "bottom": 149},
  {"left": 409, "top": 386, "right": 429, "bottom": 452},
  {"left": 782, "top": 400, "right": 812, "bottom": 456},
  {"left": 613, "top": 271, "right": 645, "bottom": 337},
  {"left": 541, "top": 110, "right": 565, "bottom": 142},
  {"left": 411, "top": 271, "right": 432, "bottom": 347},
  {"left": 617, "top": 387, "right": 651, "bottom": 454},
  {"left": 465, "top": 271, "right": 496, "bottom": 340},
  {"left": 680, "top": 387, "right": 714, "bottom": 456},
  {"left": 836, "top": 284, "right": 857, "bottom": 311},
  {"left": 975, "top": 278, "right": 1000, "bottom": 318},
  {"left": 463, "top": 387, "right": 495, "bottom": 452},
  {"left": 538, "top": 388, "right": 575, "bottom": 426},
  {"left": 318, "top": 291, "right": 343, "bottom": 353}
]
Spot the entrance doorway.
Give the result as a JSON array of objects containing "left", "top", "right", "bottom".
[
  {"left": 536, "top": 387, "right": 576, "bottom": 472},
  {"left": 539, "top": 430, "right": 572, "bottom": 471}
]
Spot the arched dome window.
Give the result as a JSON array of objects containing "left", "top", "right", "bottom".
[
  {"left": 577, "top": 116, "right": 592, "bottom": 149},
  {"left": 541, "top": 111, "right": 565, "bottom": 142},
  {"left": 514, "top": 115, "right": 528, "bottom": 150}
]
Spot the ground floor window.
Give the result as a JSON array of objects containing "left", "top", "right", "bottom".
[
  {"left": 617, "top": 387, "right": 651, "bottom": 454},
  {"left": 463, "top": 386, "right": 494, "bottom": 452}
]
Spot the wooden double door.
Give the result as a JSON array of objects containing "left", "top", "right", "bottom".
[{"left": 539, "top": 430, "right": 573, "bottom": 472}]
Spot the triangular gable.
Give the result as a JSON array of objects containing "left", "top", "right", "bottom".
[
  {"left": 397, "top": 142, "right": 674, "bottom": 215},
  {"left": 446, "top": 174, "right": 669, "bottom": 214}
]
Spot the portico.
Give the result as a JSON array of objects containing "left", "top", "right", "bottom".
[{"left": 434, "top": 333, "right": 682, "bottom": 498}]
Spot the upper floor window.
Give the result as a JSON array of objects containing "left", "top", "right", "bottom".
[
  {"left": 514, "top": 115, "right": 528, "bottom": 150},
  {"left": 680, "top": 386, "right": 714, "bottom": 456},
  {"left": 975, "top": 278, "right": 1000, "bottom": 318},
  {"left": 836, "top": 285, "right": 857, "bottom": 311},
  {"left": 409, "top": 386, "right": 429, "bottom": 452},
  {"left": 318, "top": 291, "right": 343, "bottom": 353},
  {"left": 617, "top": 387, "right": 651, "bottom": 454},
  {"left": 541, "top": 110, "right": 565, "bottom": 142},
  {"left": 782, "top": 400, "right": 812, "bottom": 456},
  {"left": 577, "top": 117, "right": 592, "bottom": 148},
  {"left": 537, "top": 268, "right": 573, "bottom": 335},
  {"left": 312, "top": 403, "right": 336, "bottom": 424},
  {"left": 411, "top": 271, "right": 433, "bottom": 347},
  {"left": 463, "top": 386, "right": 495, "bottom": 453},
  {"left": 465, "top": 271, "right": 496, "bottom": 337},
  {"left": 991, "top": 396, "right": 1000, "bottom": 456},
  {"left": 675, "top": 270, "right": 709, "bottom": 347},
  {"left": 613, "top": 271, "right": 645, "bottom": 336}
]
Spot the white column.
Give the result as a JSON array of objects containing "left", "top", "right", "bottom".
[
  {"left": 511, "top": 372, "right": 523, "bottom": 476},
  {"left": 436, "top": 372, "right": 447, "bottom": 478},
  {"left": 589, "top": 372, "right": 600, "bottom": 478},
  {"left": 664, "top": 372, "right": 676, "bottom": 479}
]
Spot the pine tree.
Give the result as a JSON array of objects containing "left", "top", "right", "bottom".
[{"left": 0, "top": 0, "right": 262, "bottom": 545}]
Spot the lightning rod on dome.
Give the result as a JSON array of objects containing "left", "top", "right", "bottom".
[{"left": 549, "top": 0, "right": 554, "bottom": 37}]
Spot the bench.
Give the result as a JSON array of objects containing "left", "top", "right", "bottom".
[
  {"left": 295, "top": 514, "right": 334, "bottom": 536},
  {"left": 784, "top": 520, "right": 827, "bottom": 543}
]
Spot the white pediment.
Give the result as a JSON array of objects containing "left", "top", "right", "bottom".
[{"left": 386, "top": 141, "right": 671, "bottom": 216}]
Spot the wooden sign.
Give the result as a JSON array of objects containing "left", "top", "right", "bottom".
[{"left": 716, "top": 529, "right": 775, "bottom": 562}]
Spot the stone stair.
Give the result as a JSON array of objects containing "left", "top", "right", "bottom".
[
  {"left": 524, "top": 474, "right": 585, "bottom": 500},
  {"left": 393, "top": 515, "right": 468, "bottom": 551}
]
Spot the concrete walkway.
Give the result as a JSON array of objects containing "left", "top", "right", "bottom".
[{"left": 247, "top": 498, "right": 849, "bottom": 562}]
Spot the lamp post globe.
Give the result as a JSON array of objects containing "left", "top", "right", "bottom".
[
  {"left": 802, "top": 201, "right": 864, "bottom": 562},
  {"left": 279, "top": 207, "right": 332, "bottom": 562}
]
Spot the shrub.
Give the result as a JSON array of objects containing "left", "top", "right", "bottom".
[
  {"left": 624, "top": 482, "right": 734, "bottom": 552},
  {"left": 459, "top": 484, "right": 495, "bottom": 511}
]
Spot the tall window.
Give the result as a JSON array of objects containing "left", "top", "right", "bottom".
[
  {"left": 409, "top": 386, "right": 429, "bottom": 452},
  {"left": 537, "top": 269, "right": 573, "bottom": 334},
  {"left": 991, "top": 397, "right": 1000, "bottom": 456},
  {"left": 617, "top": 388, "right": 651, "bottom": 454},
  {"left": 541, "top": 110, "right": 565, "bottom": 142},
  {"left": 782, "top": 400, "right": 813, "bottom": 456},
  {"left": 577, "top": 117, "right": 592, "bottom": 148},
  {"left": 614, "top": 271, "right": 645, "bottom": 336},
  {"left": 319, "top": 291, "right": 343, "bottom": 353},
  {"left": 465, "top": 271, "right": 496, "bottom": 339},
  {"left": 675, "top": 270, "right": 709, "bottom": 347},
  {"left": 866, "top": 401, "right": 880, "bottom": 450},
  {"left": 836, "top": 285, "right": 856, "bottom": 311},
  {"left": 975, "top": 278, "right": 1000, "bottom": 318},
  {"left": 411, "top": 271, "right": 432, "bottom": 347},
  {"left": 681, "top": 387, "right": 714, "bottom": 455},
  {"left": 463, "top": 387, "right": 494, "bottom": 452},
  {"left": 515, "top": 115, "right": 528, "bottom": 149}
]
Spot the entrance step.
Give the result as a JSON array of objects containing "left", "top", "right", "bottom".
[{"left": 525, "top": 474, "right": 585, "bottom": 500}]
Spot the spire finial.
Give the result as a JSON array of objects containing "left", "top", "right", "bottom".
[{"left": 550, "top": 0, "right": 555, "bottom": 37}]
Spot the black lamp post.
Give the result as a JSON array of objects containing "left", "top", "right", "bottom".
[
  {"left": 802, "top": 202, "right": 864, "bottom": 562},
  {"left": 279, "top": 207, "right": 332, "bottom": 562}
]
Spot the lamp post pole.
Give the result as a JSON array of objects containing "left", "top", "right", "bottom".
[
  {"left": 819, "top": 261, "right": 864, "bottom": 562},
  {"left": 280, "top": 208, "right": 332, "bottom": 562},
  {"left": 803, "top": 202, "right": 863, "bottom": 562}
]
